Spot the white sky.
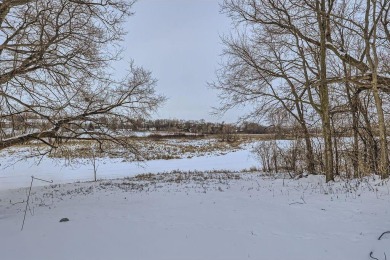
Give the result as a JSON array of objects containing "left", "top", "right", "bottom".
[{"left": 120, "top": 0, "right": 244, "bottom": 122}]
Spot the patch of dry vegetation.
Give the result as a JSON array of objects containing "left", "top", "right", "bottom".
[
  {"left": 1, "top": 133, "right": 280, "bottom": 163},
  {"left": 30, "top": 171, "right": 244, "bottom": 203},
  {"left": 42, "top": 134, "right": 257, "bottom": 161}
]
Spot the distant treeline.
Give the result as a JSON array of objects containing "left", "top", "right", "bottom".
[
  {"left": 125, "top": 118, "right": 258, "bottom": 134},
  {"left": 116, "top": 118, "right": 305, "bottom": 136},
  {"left": 1, "top": 114, "right": 301, "bottom": 136}
]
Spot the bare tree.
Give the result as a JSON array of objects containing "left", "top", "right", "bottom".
[
  {"left": 212, "top": 0, "right": 324, "bottom": 176},
  {"left": 216, "top": 0, "right": 390, "bottom": 181},
  {"left": 0, "top": 0, "right": 164, "bottom": 157}
]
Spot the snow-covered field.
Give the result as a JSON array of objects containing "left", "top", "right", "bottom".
[
  {"left": 1, "top": 172, "right": 390, "bottom": 260},
  {"left": 1, "top": 139, "right": 390, "bottom": 260},
  {"left": 0, "top": 143, "right": 258, "bottom": 190}
]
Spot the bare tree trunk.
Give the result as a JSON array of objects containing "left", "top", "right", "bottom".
[
  {"left": 331, "top": 116, "right": 340, "bottom": 177},
  {"left": 317, "top": 0, "right": 334, "bottom": 182},
  {"left": 371, "top": 72, "right": 389, "bottom": 178},
  {"left": 365, "top": 0, "right": 389, "bottom": 178},
  {"left": 344, "top": 64, "right": 360, "bottom": 178},
  {"left": 351, "top": 94, "right": 360, "bottom": 178},
  {"left": 359, "top": 98, "right": 379, "bottom": 174},
  {"left": 302, "top": 124, "right": 316, "bottom": 174}
]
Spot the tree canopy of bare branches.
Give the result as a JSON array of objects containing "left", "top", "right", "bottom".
[{"left": 0, "top": 0, "right": 164, "bottom": 156}]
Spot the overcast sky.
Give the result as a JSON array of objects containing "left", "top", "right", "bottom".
[{"left": 121, "top": 0, "right": 244, "bottom": 122}]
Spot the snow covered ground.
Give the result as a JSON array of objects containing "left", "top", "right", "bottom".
[
  {"left": 1, "top": 172, "right": 390, "bottom": 260},
  {"left": 1, "top": 140, "right": 390, "bottom": 260},
  {"left": 0, "top": 146, "right": 258, "bottom": 190}
]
